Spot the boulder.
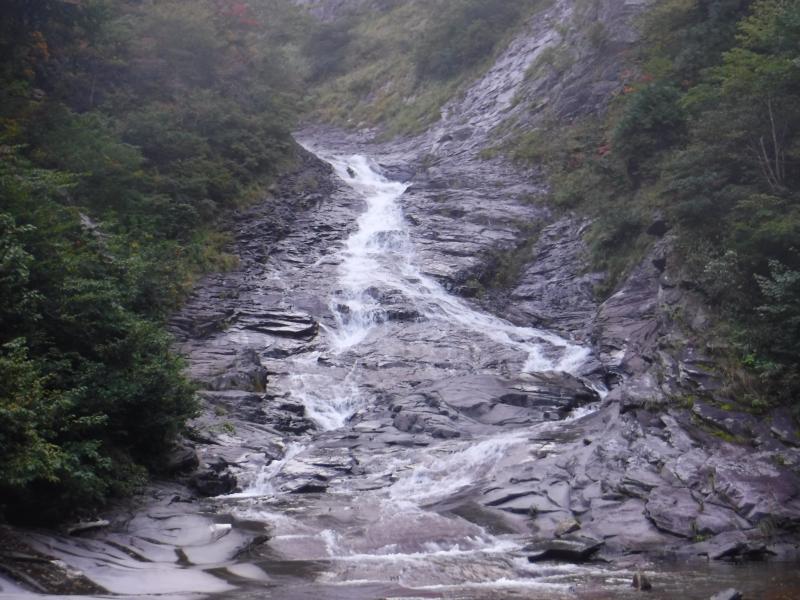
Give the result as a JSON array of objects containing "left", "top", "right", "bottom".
[
  {"left": 525, "top": 534, "right": 604, "bottom": 563},
  {"left": 684, "top": 530, "right": 772, "bottom": 561},
  {"left": 208, "top": 349, "right": 268, "bottom": 392},
  {"left": 163, "top": 443, "right": 200, "bottom": 474},
  {"left": 645, "top": 486, "right": 700, "bottom": 538},
  {"left": 190, "top": 465, "right": 237, "bottom": 497}
]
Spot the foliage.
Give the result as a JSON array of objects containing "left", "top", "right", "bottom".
[
  {"left": 506, "top": 0, "right": 800, "bottom": 407},
  {"left": 754, "top": 260, "right": 800, "bottom": 400},
  {"left": 413, "top": 0, "right": 527, "bottom": 81},
  {"left": 301, "top": 0, "right": 551, "bottom": 134},
  {"left": 0, "top": 0, "right": 306, "bottom": 523},
  {"left": 612, "top": 82, "right": 686, "bottom": 176}
]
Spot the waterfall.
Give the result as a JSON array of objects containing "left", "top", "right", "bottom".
[{"left": 314, "top": 148, "right": 589, "bottom": 374}]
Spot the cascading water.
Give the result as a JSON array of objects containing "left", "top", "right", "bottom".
[
  {"left": 236, "top": 148, "right": 594, "bottom": 497},
  {"left": 315, "top": 148, "right": 589, "bottom": 373},
  {"left": 213, "top": 148, "right": 606, "bottom": 598},
  {"left": 9, "top": 143, "right": 792, "bottom": 600},
  {"left": 324, "top": 154, "right": 412, "bottom": 352}
]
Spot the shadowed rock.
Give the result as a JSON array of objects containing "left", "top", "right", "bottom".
[
  {"left": 524, "top": 534, "right": 604, "bottom": 563},
  {"left": 238, "top": 309, "right": 319, "bottom": 339}
]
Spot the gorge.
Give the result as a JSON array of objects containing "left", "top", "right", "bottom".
[{"left": 2, "top": 1, "right": 800, "bottom": 599}]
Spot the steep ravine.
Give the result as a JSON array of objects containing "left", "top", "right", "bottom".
[
  {"left": 3, "top": 129, "right": 799, "bottom": 600},
  {"left": 3, "top": 1, "right": 800, "bottom": 598}
]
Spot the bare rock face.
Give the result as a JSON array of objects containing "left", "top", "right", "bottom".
[
  {"left": 208, "top": 349, "right": 269, "bottom": 393},
  {"left": 504, "top": 218, "right": 604, "bottom": 337},
  {"left": 190, "top": 464, "right": 238, "bottom": 497}
]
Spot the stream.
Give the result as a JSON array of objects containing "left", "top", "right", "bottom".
[
  {"left": 216, "top": 147, "right": 600, "bottom": 597},
  {"left": 5, "top": 144, "right": 800, "bottom": 600}
]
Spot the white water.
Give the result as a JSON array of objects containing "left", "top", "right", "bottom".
[
  {"left": 234, "top": 149, "right": 594, "bottom": 518},
  {"left": 216, "top": 148, "right": 606, "bottom": 600},
  {"left": 386, "top": 432, "right": 529, "bottom": 505},
  {"left": 282, "top": 351, "right": 365, "bottom": 431},
  {"left": 316, "top": 150, "right": 590, "bottom": 374}
]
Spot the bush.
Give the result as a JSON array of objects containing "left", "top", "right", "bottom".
[
  {"left": 0, "top": 0, "right": 306, "bottom": 523},
  {"left": 413, "top": 0, "right": 524, "bottom": 81},
  {"left": 0, "top": 153, "right": 197, "bottom": 524},
  {"left": 613, "top": 83, "right": 686, "bottom": 176}
]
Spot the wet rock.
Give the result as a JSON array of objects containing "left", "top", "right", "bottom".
[
  {"left": 306, "top": 447, "right": 357, "bottom": 472},
  {"left": 65, "top": 520, "right": 110, "bottom": 536},
  {"left": 554, "top": 518, "right": 581, "bottom": 537},
  {"left": 0, "top": 527, "right": 107, "bottom": 595},
  {"left": 710, "top": 589, "right": 742, "bottom": 600},
  {"left": 525, "top": 534, "right": 604, "bottom": 563},
  {"left": 208, "top": 349, "right": 268, "bottom": 392},
  {"left": 612, "top": 372, "right": 667, "bottom": 414},
  {"left": 232, "top": 534, "right": 270, "bottom": 559},
  {"left": 190, "top": 466, "right": 237, "bottom": 497},
  {"left": 684, "top": 530, "right": 772, "bottom": 561},
  {"left": 279, "top": 401, "right": 307, "bottom": 415},
  {"left": 238, "top": 309, "right": 319, "bottom": 339},
  {"left": 503, "top": 218, "right": 602, "bottom": 335},
  {"left": 163, "top": 443, "right": 200, "bottom": 474},
  {"left": 645, "top": 486, "right": 700, "bottom": 538},
  {"left": 170, "top": 307, "right": 234, "bottom": 339},
  {"left": 281, "top": 479, "right": 328, "bottom": 494},
  {"left": 263, "top": 405, "right": 315, "bottom": 434},
  {"left": 393, "top": 410, "right": 460, "bottom": 439},
  {"left": 632, "top": 570, "right": 652, "bottom": 591},
  {"left": 592, "top": 242, "right": 666, "bottom": 373},
  {"left": 416, "top": 372, "right": 598, "bottom": 427}
]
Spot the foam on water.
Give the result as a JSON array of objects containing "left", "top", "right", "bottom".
[
  {"left": 386, "top": 433, "right": 527, "bottom": 504},
  {"left": 232, "top": 442, "right": 306, "bottom": 497},
  {"left": 310, "top": 148, "right": 590, "bottom": 374},
  {"left": 284, "top": 352, "right": 365, "bottom": 431}
]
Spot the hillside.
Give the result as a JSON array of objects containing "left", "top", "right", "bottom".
[
  {"left": 0, "top": 0, "right": 310, "bottom": 522},
  {"left": 1, "top": 1, "right": 800, "bottom": 598}
]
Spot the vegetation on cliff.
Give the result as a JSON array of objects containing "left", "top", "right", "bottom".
[
  {"left": 0, "top": 0, "right": 307, "bottom": 523},
  {"left": 509, "top": 0, "right": 800, "bottom": 408},
  {"left": 303, "top": 0, "right": 552, "bottom": 135}
]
